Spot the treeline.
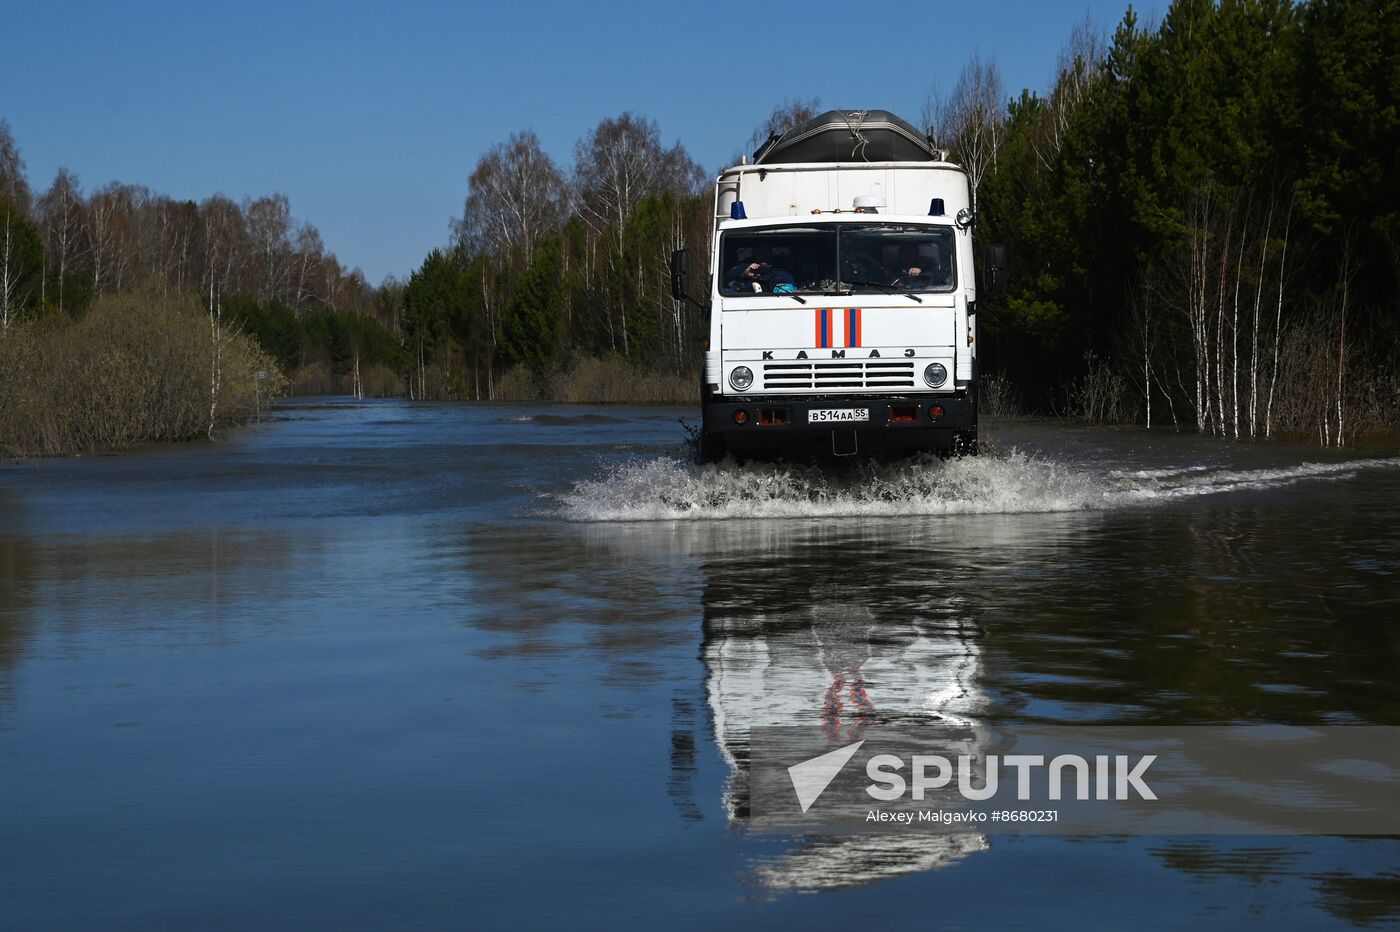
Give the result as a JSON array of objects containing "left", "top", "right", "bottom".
[
  {"left": 970, "top": 0, "right": 1400, "bottom": 444},
  {"left": 0, "top": 150, "right": 386, "bottom": 324},
  {"left": 400, "top": 114, "right": 712, "bottom": 401},
  {"left": 0, "top": 129, "right": 404, "bottom": 399}
]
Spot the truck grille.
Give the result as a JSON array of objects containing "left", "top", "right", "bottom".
[{"left": 761, "top": 361, "right": 915, "bottom": 391}]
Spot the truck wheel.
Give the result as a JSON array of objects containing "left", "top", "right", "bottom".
[{"left": 953, "top": 430, "right": 979, "bottom": 457}]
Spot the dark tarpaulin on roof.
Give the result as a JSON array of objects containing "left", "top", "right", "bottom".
[{"left": 753, "top": 109, "right": 936, "bottom": 164}]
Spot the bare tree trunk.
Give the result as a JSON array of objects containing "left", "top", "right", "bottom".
[
  {"left": 615, "top": 228, "right": 630, "bottom": 356},
  {"left": 562, "top": 237, "right": 573, "bottom": 331},
  {"left": 1214, "top": 223, "right": 1231, "bottom": 437},
  {"left": 1231, "top": 217, "right": 1245, "bottom": 440},
  {"left": 208, "top": 279, "right": 222, "bottom": 439},
  {"left": 1131, "top": 272, "right": 1154, "bottom": 429},
  {"left": 87, "top": 194, "right": 116, "bottom": 299},
  {"left": 1160, "top": 367, "right": 1179, "bottom": 430},
  {"left": 0, "top": 211, "right": 17, "bottom": 329},
  {"left": 1336, "top": 300, "right": 1346, "bottom": 447},
  {"left": 481, "top": 270, "right": 497, "bottom": 399},
  {"left": 1335, "top": 233, "right": 1353, "bottom": 447},
  {"left": 1144, "top": 340, "right": 1152, "bottom": 429},
  {"left": 604, "top": 238, "right": 618, "bottom": 352},
  {"left": 669, "top": 206, "right": 686, "bottom": 375},
  {"left": 1266, "top": 202, "right": 1291, "bottom": 438},
  {"left": 1249, "top": 200, "right": 1273, "bottom": 438},
  {"left": 1188, "top": 199, "right": 1210, "bottom": 432}
]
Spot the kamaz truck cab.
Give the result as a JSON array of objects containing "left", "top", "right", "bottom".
[{"left": 671, "top": 109, "right": 1006, "bottom": 461}]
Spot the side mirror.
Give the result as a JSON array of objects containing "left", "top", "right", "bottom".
[
  {"left": 670, "top": 249, "right": 690, "bottom": 301},
  {"left": 984, "top": 244, "right": 1008, "bottom": 294}
]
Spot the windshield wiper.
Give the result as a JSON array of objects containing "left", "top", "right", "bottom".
[{"left": 844, "top": 280, "right": 922, "bottom": 303}]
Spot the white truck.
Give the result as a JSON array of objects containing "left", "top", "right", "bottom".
[{"left": 671, "top": 109, "right": 1006, "bottom": 461}]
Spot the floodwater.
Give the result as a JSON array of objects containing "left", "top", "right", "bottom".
[{"left": 1, "top": 399, "right": 1398, "bottom": 929}]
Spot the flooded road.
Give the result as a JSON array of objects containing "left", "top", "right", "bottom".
[{"left": 2, "top": 399, "right": 1399, "bottom": 928}]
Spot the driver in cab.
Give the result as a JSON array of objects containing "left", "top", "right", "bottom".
[{"left": 887, "top": 243, "right": 931, "bottom": 286}]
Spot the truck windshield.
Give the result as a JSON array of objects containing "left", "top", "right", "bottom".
[{"left": 720, "top": 224, "right": 955, "bottom": 296}]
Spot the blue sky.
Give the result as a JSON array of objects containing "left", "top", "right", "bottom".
[{"left": 1, "top": 0, "right": 1165, "bottom": 284}]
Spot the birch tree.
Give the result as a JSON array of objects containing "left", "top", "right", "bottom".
[
  {"left": 200, "top": 195, "right": 243, "bottom": 319},
  {"left": 245, "top": 194, "right": 292, "bottom": 304},
  {"left": 293, "top": 222, "right": 324, "bottom": 313},
  {"left": 199, "top": 196, "right": 245, "bottom": 438},
  {"left": 0, "top": 120, "right": 30, "bottom": 216},
  {"left": 573, "top": 113, "right": 703, "bottom": 355},
  {"left": 454, "top": 131, "right": 567, "bottom": 386},
  {"left": 0, "top": 123, "right": 35, "bottom": 324},
  {"left": 460, "top": 131, "right": 566, "bottom": 268},
  {"left": 0, "top": 207, "right": 20, "bottom": 328},
  {"left": 0, "top": 201, "right": 42, "bottom": 328},
  {"left": 87, "top": 182, "right": 138, "bottom": 297},
  {"left": 1035, "top": 16, "right": 1106, "bottom": 171},
  {"left": 154, "top": 197, "right": 199, "bottom": 294},
  {"left": 924, "top": 53, "right": 1006, "bottom": 212},
  {"left": 38, "top": 168, "right": 86, "bottom": 312},
  {"left": 1265, "top": 201, "right": 1291, "bottom": 438}
]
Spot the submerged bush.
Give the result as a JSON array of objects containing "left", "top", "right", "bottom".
[
  {"left": 0, "top": 292, "right": 285, "bottom": 455},
  {"left": 979, "top": 373, "right": 1022, "bottom": 420},
  {"left": 492, "top": 364, "right": 543, "bottom": 402},
  {"left": 1067, "top": 352, "right": 1131, "bottom": 425}
]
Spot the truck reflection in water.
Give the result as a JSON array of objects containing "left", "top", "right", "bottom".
[
  {"left": 472, "top": 498, "right": 1400, "bottom": 914},
  {"left": 695, "top": 521, "right": 991, "bottom": 892}
]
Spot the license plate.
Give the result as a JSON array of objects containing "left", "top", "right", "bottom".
[{"left": 808, "top": 408, "right": 869, "bottom": 423}]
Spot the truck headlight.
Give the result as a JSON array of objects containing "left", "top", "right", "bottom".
[
  {"left": 729, "top": 366, "right": 753, "bottom": 392},
  {"left": 923, "top": 363, "right": 948, "bottom": 387}
]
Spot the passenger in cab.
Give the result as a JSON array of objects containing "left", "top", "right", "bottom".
[{"left": 725, "top": 245, "right": 796, "bottom": 294}]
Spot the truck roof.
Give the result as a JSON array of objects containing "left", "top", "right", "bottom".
[
  {"left": 717, "top": 161, "right": 967, "bottom": 179},
  {"left": 715, "top": 214, "right": 960, "bottom": 230},
  {"left": 752, "top": 109, "right": 939, "bottom": 165}
]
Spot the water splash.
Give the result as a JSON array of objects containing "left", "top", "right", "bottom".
[
  {"left": 554, "top": 452, "right": 1400, "bottom": 523},
  {"left": 1114, "top": 458, "right": 1400, "bottom": 502}
]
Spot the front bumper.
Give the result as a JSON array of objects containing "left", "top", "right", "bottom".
[{"left": 702, "top": 393, "right": 976, "bottom": 435}]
